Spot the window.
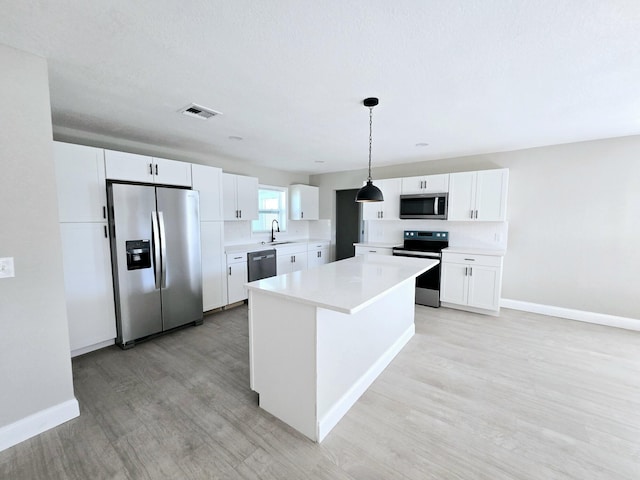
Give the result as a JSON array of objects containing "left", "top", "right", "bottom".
[{"left": 252, "top": 186, "right": 287, "bottom": 233}]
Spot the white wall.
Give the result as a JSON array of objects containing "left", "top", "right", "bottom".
[
  {"left": 310, "top": 135, "right": 640, "bottom": 320},
  {"left": 0, "top": 45, "right": 77, "bottom": 449}
]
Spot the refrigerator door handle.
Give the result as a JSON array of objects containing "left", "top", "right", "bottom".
[
  {"left": 151, "top": 211, "right": 161, "bottom": 289},
  {"left": 158, "top": 211, "right": 167, "bottom": 288}
]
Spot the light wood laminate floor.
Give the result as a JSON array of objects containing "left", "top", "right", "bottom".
[{"left": 1, "top": 305, "right": 639, "bottom": 479}]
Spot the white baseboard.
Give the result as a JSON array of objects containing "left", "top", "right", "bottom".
[
  {"left": 71, "top": 339, "right": 115, "bottom": 358},
  {"left": 501, "top": 298, "right": 640, "bottom": 332},
  {"left": 317, "top": 324, "right": 415, "bottom": 442},
  {"left": 0, "top": 398, "right": 80, "bottom": 453}
]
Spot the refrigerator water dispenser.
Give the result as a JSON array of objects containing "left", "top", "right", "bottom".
[{"left": 126, "top": 240, "right": 151, "bottom": 270}]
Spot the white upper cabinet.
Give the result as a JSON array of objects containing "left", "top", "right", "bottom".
[
  {"left": 401, "top": 174, "right": 449, "bottom": 194},
  {"left": 222, "top": 173, "right": 259, "bottom": 221},
  {"left": 104, "top": 149, "right": 154, "bottom": 183},
  {"left": 192, "top": 164, "right": 223, "bottom": 221},
  {"left": 104, "top": 150, "right": 192, "bottom": 187},
  {"left": 53, "top": 141, "right": 107, "bottom": 223},
  {"left": 448, "top": 169, "right": 508, "bottom": 221},
  {"left": 289, "top": 184, "right": 319, "bottom": 220},
  {"left": 475, "top": 169, "right": 509, "bottom": 221},
  {"left": 361, "top": 178, "right": 402, "bottom": 220},
  {"left": 152, "top": 157, "right": 192, "bottom": 187}
]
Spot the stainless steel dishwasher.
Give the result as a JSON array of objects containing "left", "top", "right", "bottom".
[{"left": 247, "top": 249, "right": 277, "bottom": 282}]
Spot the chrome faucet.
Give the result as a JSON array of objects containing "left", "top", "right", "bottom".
[{"left": 271, "top": 219, "right": 280, "bottom": 242}]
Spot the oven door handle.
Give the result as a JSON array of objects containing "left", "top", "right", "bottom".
[{"left": 392, "top": 251, "right": 441, "bottom": 260}]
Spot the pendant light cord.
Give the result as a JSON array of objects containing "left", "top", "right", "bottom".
[{"left": 368, "top": 106, "right": 373, "bottom": 182}]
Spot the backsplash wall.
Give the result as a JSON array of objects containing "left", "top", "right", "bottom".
[
  {"left": 224, "top": 220, "right": 325, "bottom": 246},
  {"left": 363, "top": 220, "right": 508, "bottom": 250}
]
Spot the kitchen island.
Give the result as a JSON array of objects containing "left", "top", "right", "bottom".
[{"left": 246, "top": 254, "right": 438, "bottom": 442}]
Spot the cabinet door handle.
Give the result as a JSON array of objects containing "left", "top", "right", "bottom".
[
  {"left": 420, "top": 181, "right": 423, "bottom": 189},
  {"left": 301, "top": 211, "right": 304, "bottom": 219},
  {"left": 149, "top": 163, "right": 153, "bottom": 175},
  {"left": 104, "top": 225, "right": 108, "bottom": 238},
  {"left": 381, "top": 211, "right": 384, "bottom": 219},
  {"left": 470, "top": 210, "right": 474, "bottom": 219},
  {"left": 464, "top": 267, "right": 468, "bottom": 276},
  {"left": 155, "top": 164, "right": 159, "bottom": 176},
  {"left": 369, "top": 250, "right": 376, "bottom": 253},
  {"left": 464, "top": 258, "right": 475, "bottom": 261},
  {"left": 235, "top": 210, "right": 239, "bottom": 218},
  {"left": 474, "top": 210, "right": 478, "bottom": 219},
  {"left": 469, "top": 267, "right": 473, "bottom": 276},
  {"left": 239, "top": 210, "right": 242, "bottom": 218},
  {"left": 228, "top": 267, "right": 231, "bottom": 275},
  {"left": 102, "top": 206, "right": 106, "bottom": 219}
]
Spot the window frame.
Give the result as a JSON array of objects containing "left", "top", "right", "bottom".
[{"left": 251, "top": 184, "right": 288, "bottom": 233}]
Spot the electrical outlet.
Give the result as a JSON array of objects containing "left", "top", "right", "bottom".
[{"left": 0, "top": 257, "right": 15, "bottom": 278}]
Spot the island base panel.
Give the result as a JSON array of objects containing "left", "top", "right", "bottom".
[
  {"left": 249, "top": 279, "right": 417, "bottom": 442},
  {"left": 316, "top": 279, "right": 415, "bottom": 420},
  {"left": 249, "top": 292, "right": 318, "bottom": 440}
]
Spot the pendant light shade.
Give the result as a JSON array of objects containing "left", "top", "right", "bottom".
[
  {"left": 355, "top": 180, "right": 384, "bottom": 202},
  {"left": 355, "top": 97, "right": 384, "bottom": 203}
]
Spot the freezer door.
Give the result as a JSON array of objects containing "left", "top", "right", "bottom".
[
  {"left": 109, "top": 183, "right": 163, "bottom": 345},
  {"left": 156, "top": 187, "right": 203, "bottom": 330}
]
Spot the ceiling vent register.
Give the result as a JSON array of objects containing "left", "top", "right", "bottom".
[{"left": 179, "top": 103, "right": 222, "bottom": 120}]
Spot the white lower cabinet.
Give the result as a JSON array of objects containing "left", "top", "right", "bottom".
[
  {"left": 307, "top": 242, "right": 329, "bottom": 269},
  {"left": 227, "top": 253, "right": 248, "bottom": 304},
  {"left": 440, "top": 252, "right": 503, "bottom": 313},
  {"left": 354, "top": 245, "right": 393, "bottom": 256},
  {"left": 59, "top": 222, "right": 116, "bottom": 355},
  {"left": 276, "top": 244, "right": 308, "bottom": 274},
  {"left": 201, "top": 222, "right": 226, "bottom": 310}
]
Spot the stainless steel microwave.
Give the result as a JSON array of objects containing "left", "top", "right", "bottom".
[{"left": 399, "top": 193, "right": 448, "bottom": 219}]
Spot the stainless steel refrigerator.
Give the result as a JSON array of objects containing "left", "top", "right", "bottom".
[{"left": 107, "top": 183, "right": 203, "bottom": 348}]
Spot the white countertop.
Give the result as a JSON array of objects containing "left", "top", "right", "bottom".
[
  {"left": 226, "top": 239, "right": 329, "bottom": 254},
  {"left": 245, "top": 255, "right": 438, "bottom": 314},
  {"left": 353, "top": 242, "right": 401, "bottom": 249},
  {"left": 443, "top": 246, "right": 506, "bottom": 256}
]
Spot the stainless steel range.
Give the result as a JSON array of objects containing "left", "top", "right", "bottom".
[{"left": 392, "top": 230, "right": 449, "bottom": 307}]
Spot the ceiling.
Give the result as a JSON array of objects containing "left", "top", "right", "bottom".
[{"left": 2, "top": 1, "right": 640, "bottom": 174}]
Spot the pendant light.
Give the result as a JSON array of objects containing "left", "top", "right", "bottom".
[{"left": 355, "top": 97, "right": 384, "bottom": 203}]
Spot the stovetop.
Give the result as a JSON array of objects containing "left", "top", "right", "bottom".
[{"left": 393, "top": 230, "right": 449, "bottom": 253}]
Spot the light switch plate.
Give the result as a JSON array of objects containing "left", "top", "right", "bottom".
[{"left": 0, "top": 257, "right": 15, "bottom": 278}]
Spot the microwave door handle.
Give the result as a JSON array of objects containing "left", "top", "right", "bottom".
[
  {"left": 151, "top": 211, "right": 161, "bottom": 289},
  {"left": 434, "top": 197, "right": 438, "bottom": 215}
]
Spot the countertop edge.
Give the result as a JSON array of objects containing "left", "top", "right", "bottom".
[
  {"left": 245, "top": 259, "right": 437, "bottom": 314},
  {"left": 443, "top": 246, "right": 506, "bottom": 256}
]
